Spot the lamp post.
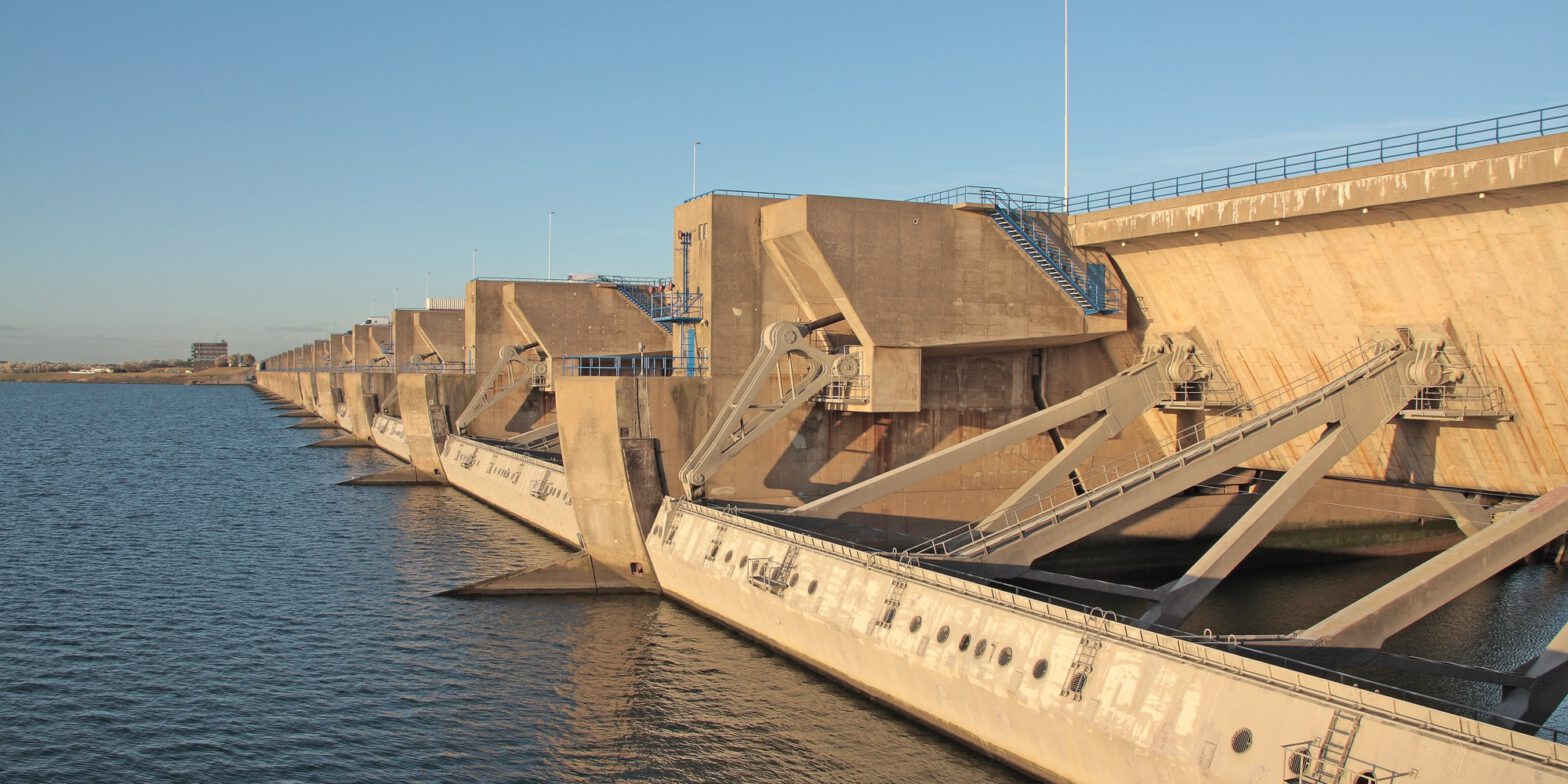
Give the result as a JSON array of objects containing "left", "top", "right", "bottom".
[
  {"left": 692, "top": 140, "right": 701, "bottom": 198},
  {"left": 547, "top": 210, "right": 555, "bottom": 279},
  {"left": 471, "top": 249, "right": 477, "bottom": 280}
]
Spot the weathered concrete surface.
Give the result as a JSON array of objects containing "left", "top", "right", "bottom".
[
  {"left": 650, "top": 501, "right": 1568, "bottom": 784},
  {"left": 304, "top": 434, "right": 373, "bottom": 448},
  {"left": 553, "top": 376, "right": 666, "bottom": 592},
  {"left": 394, "top": 372, "right": 475, "bottom": 479},
  {"left": 440, "top": 435, "right": 580, "bottom": 547},
  {"left": 370, "top": 413, "right": 412, "bottom": 463},
  {"left": 391, "top": 307, "right": 464, "bottom": 371},
  {"left": 1068, "top": 134, "right": 1568, "bottom": 495},
  {"left": 440, "top": 552, "right": 639, "bottom": 596},
  {"left": 340, "top": 465, "right": 444, "bottom": 485},
  {"left": 762, "top": 195, "right": 1124, "bottom": 352},
  {"left": 350, "top": 323, "right": 392, "bottom": 368}
]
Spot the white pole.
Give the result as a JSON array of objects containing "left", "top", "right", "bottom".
[
  {"left": 1063, "top": 0, "right": 1070, "bottom": 209},
  {"left": 692, "top": 140, "right": 701, "bottom": 198},
  {"left": 547, "top": 210, "right": 554, "bottom": 279},
  {"left": 471, "top": 249, "right": 477, "bottom": 280},
  {"left": 425, "top": 272, "right": 430, "bottom": 304}
]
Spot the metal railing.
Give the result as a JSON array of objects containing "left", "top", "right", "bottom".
[
  {"left": 683, "top": 188, "right": 801, "bottom": 204},
  {"left": 907, "top": 185, "right": 1064, "bottom": 212},
  {"left": 1069, "top": 103, "right": 1566, "bottom": 213},
  {"left": 562, "top": 354, "right": 709, "bottom": 377},
  {"left": 402, "top": 361, "right": 472, "bottom": 375},
  {"left": 921, "top": 338, "right": 1403, "bottom": 557},
  {"left": 908, "top": 104, "right": 1567, "bottom": 216},
  {"left": 674, "top": 500, "right": 1568, "bottom": 756}
]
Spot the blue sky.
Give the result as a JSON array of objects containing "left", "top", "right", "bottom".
[{"left": 2, "top": 0, "right": 1564, "bottom": 362}]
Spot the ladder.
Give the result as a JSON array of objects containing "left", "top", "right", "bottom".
[
  {"left": 874, "top": 579, "right": 909, "bottom": 628},
  {"left": 703, "top": 525, "right": 728, "bottom": 562},
  {"left": 1313, "top": 710, "right": 1363, "bottom": 784},
  {"left": 1060, "top": 633, "right": 1103, "bottom": 700}
]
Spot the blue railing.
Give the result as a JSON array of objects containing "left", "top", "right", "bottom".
[
  {"left": 1068, "top": 103, "right": 1567, "bottom": 213},
  {"left": 908, "top": 186, "right": 1064, "bottom": 212},
  {"left": 562, "top": 354, "right": 709, "bottom": 377},
  {"left": 683, "top": 188, "right": 800, "bottom": 204},
  {"left": 909, "top": 104, "right": 1567, "bottom": 216},
  {"left": 599, "top": 276, "right": 704, "bottom": 325}
]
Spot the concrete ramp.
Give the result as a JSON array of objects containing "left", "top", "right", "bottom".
[{"left": 439, "top": 552, "right": 640, "bottom": 596}]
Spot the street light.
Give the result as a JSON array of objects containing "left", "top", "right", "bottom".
[
  {"left": 692, "top": 140, "right": 701, "bottom": 198},
  {"left": 548, "top": 210, "right": 555, "bottom": 279}
]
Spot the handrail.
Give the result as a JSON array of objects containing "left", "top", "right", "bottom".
[
  {"left": 673, "top": 500, "right": 1568, "bottom": 755},
  {"left": 683, "top": 188, "right": 801, "bottom": 204},
  {"left": 1067, "top": 103, "right": 1567, "bottom": 213},
  {"left": 908, "top": 104, "right": 1567, "bottom": 215}
]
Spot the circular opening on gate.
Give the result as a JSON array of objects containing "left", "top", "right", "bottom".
[
  {"left": 936, "top": 625, "right": 950, "bottom": 644},
  {"left": 739, "top": 555, "right": 749, "bottom": 569},
  {"left": 998, "top": 647, "right": 1013, "bottom": 667},
  {"left": 651, "top": 526, "right": 663, "bottom": 538},
  {"left": 882, "top": 607, "right": 897, "bottom": 625},
  {"left": 1231, "top": 728, "right": 1252, "bottom": 754},
  {"left": 788, "top": 573, "right": 799, "bottom": 588},
  {"left": 807, "top": 579, "right": 818, "bottom": 595},
  {"left": 1068, "top": 672, "right": 1087, "bottom": 693},
  {"left": 908, "top": 616, "right": 923, "bottom": 634},
  {"left": 1033, "top": 659, "right": 1049, "bottom": 679},
  {"left": 724, "top": 550, "right": 733, "bottom": 563},
  {"left": 958, "top": 634, "right": 971, "bottom": 652},
  {"left": 974, "top": 639, "right": 988, "bottom": 658}
]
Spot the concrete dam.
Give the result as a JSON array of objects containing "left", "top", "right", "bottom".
[{"left": 256, "top": 107, "right": 1568, "bottom": 783}]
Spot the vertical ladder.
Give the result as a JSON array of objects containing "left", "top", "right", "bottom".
[
  {"left": 1314, "top": 710, "right": 1363, "bottom": 784},
  {"left": 874, "top": 579, "right": 909, "bottom": 628},
  {"left": 703, "top": 525, "right": 728, "bottom": 562},
  {"left": 1060, "top": 634, "right": 1103, "bottom": 700}
]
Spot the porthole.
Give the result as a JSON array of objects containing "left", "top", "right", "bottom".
[
  {"left": 936, "top": 625, "right": 950, "bottom": 644},
  {"left": 1231, "top": 728, "right": 1253, "bottom": 754},
  {"left": 958, "top": 634, "right": 971, "bottom": 652},
  {"left": 788, "top": 573, "right": 800, "bottom": 588},
  {"left": 1033, "top": 659, "right": 1050, "bottom": 679},
  {"left": 908, "top": 616, "right": 923, "bottom": 634},
  {"left": 724, "top": 550, "right": 733, "bottom": 563},
  {"left": 651, "top": 525, "right": 663, "bottom": 538},
  {"left": 1068, "top": 672, "right": 1087, "bottom": 693},
  {"left": 974, "top": 639, "right": 988, "bottom": 658},
  {"left": 997, "top": 647, "right": 1013, "bottom": 667},
  {"left": 739, "top": 555, "right": 749, "bottom": 569},
  {"left": 882, "top": 606, "right": 897, "bottom": 625},
  {"left": 807, "top": 579, "right": 818, "bottom": 595}
]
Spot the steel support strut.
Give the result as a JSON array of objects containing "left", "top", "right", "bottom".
[
  {"left": 679, "top": 316, "right": 850, "bottom": 499},
  {"left": 788, "top": 356, "right": 1171, "bottom": 521},
  {"left": 452, "top": 342, "right": 544, "bottom": 436}
]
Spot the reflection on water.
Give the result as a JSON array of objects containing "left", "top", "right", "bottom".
[{"left": 0, "top": 384, "right": 1026, "bottom": 783}]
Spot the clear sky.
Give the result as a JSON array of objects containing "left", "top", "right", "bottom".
[{"left": 2, "top": 0, "right": 1564, "bottom": 362}]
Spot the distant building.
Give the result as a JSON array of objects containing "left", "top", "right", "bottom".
[{"left": 191, "top": 340, "right": 228, "bottom": 370}]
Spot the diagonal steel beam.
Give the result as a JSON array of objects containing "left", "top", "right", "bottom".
[
  {"left": 1295, "top": 482, "right": 1568, "bottom": 649},
  {"left": 789, "top": 357, "right": 1167, "bottom": 520}
]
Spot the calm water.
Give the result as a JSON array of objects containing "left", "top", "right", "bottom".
[
  {"left": 3, "top": 384, "right": 1565, "bottom": 783},
  {"left": 0, "top": 383, "right": 1028, "bottom": 783}
]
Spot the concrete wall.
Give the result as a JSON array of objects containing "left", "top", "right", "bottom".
[
  {"left": 761, "top": 196, "right": 1124, "bottom": 352},
  {"left": 440, "top": 435, "right": 579, "bottom": 547},
  {"left": 394, "top": 372, "right": 475, "bottom": 477},
  {"left": 1068, "top": 134, "right": 1568, "bottom": 495},
  {"left": 351, "top": 323, "right": 392, "bottom": 368},
  {"left": 649, "top": 501, "right": 1568, "bottom": 784},
  {"left": 370, "top": 413, "right": 411, "bottom": 462}
]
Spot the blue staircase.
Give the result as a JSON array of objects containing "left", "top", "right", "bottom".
[{"left": 981, "top": 189, "right": 1117, "bottom": 314}]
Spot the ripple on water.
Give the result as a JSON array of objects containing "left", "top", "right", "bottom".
[{"left": 0, "top": 384, "right": 1029, "bottom": 783}]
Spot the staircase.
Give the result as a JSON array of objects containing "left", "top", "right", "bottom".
[
  {"left": 606, "top": 278, "right": 674, "bottom": 333},
  {"left": 981, "top": 188, "right": 1116, "bottom": 315}
]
